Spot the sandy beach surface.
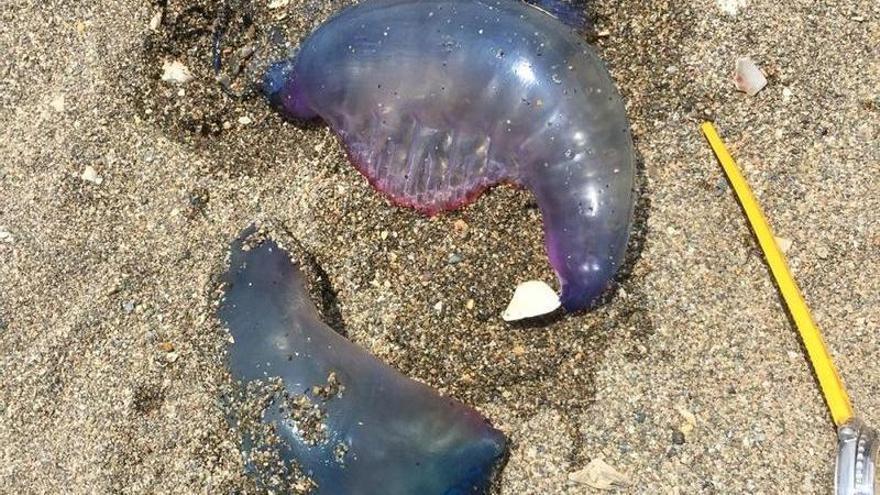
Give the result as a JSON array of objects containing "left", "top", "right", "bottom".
[{"left": 1, "top": 0, "right": 878, "bottom": 493}]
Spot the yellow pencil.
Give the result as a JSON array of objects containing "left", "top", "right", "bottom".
[{"left": 700, "top": 122, "right": 853, "bottom": 426}]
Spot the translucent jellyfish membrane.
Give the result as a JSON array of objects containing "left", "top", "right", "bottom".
[
  {"left": 263, "top": 0, "right": 635, "bottom": 312},
  {"left": 218, "top": 230, "right": 507, "bottom": 494}
]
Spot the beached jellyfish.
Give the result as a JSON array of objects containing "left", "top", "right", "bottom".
[
  {"left": 218, "top": 230, "right": 507, "bottom": 494},
  {"left": 259, "top": 0, "right": 635, "bottom": 312}
]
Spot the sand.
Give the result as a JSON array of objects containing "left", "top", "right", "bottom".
[{"left": 1, "top": 0, "right": 878, "bottom": 493}]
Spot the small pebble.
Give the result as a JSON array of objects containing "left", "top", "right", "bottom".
[
  {"left": 158, "top": 342, "right": 174, "bottom": 352},
  {"left": 676, "top": 405, "right": 697, "bottom": 435},
  {"left": 775, "top": 236, "right": 793, "bottom": 254},
  {"left": 160, "top": 60, "right": 193, "bottom": 84},
  {"left": 238, "top": 116, "right": 252, "bottom": 125},
  {"left": 148, "top": 10, "right": 162, "bottom": 31},
  {"left": 49, "top": 94, "right": 65, "bottom": 113},
  {"left": 446, "top": 252, "right": 463, "bottom": 264},
  {"left": 81, "top": 165, "right": 103, "bottom": 185},
  {"left": 717, "top": 0, "right": 748, "bottom": 15},
  {"left": 0, "top": 228, "right": 14, "bottom": 243},
  {"left": 672, "top": 429, "right": 686, "bottom": 445},
  {"left": 122, "top": 301, "right": 136, "bottom": 314}
]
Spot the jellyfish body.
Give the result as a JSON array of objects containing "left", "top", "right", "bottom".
[
  {"left": 264, "top": 0, "right": 635, "bottom": 311},
  {"left": 218, "top": 232, "right": 507, "bottom": 494}
]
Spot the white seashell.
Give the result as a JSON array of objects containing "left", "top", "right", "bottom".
[
  {"left": 733, "top": 57, "right": 767, "bottom": 96},
  {"left": 161, "top": 60, "right": 193, "bottom": 84},
  {"left": 501, "top": 280, "right": 560, "bottom": 322}
]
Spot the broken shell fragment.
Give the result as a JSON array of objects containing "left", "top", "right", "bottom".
[
  {"left": 160, "top": 60, "right": 193, "bottom": 84},
  {"left": 502, "top": 280, "right": 561, "bottom": 322},
  {"left": 733, "top": 57, "right": 767, "bottom": 96},
  {"left": 568, "top": 458, "right": 629, "bottom": 490},
  {"left": 218, "top": 229, "right": 507, "bottom": 494}
]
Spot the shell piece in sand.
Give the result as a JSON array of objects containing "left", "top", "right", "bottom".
[
  {"left": 160, "top": 60, "right": 193, "bottom": 84},
  {"left": 733, "top": 57, "right": 767, "bottom": 96},
  {"left": 502, "top": 280, "right": 561, "bottom": 322}
]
